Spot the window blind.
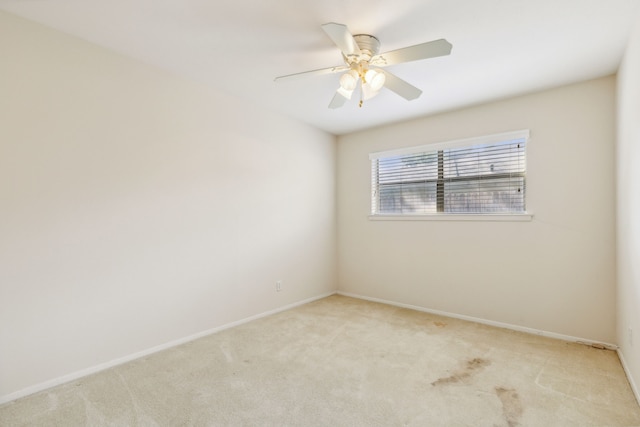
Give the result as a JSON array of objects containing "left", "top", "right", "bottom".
[{"left": 371, "top": 130, "right": 528, "bottom": 215}]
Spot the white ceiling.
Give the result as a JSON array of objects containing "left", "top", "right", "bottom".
[{"left": 1, "top": 0, "right": 639, "bottom": 135}]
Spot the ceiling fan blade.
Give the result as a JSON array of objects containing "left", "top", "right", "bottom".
[
  {"left": 321, "top": 22, "right": 361, "bottom": 57},
  {"left": 328, "top": 91, "right": 349, "bottom": 109},
  {"left": 381, "top": 70, "right": 422, "bottom": 100},
  {"left": 372, "top": 39, "right": 452, "bottom": 66},
  {"left": 274, "top": 65, "right": 348, "bottom": 82}
]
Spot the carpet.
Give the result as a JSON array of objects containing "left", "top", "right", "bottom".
[{"left": 1, "top": 294, "right": 639, "bottom": 426}]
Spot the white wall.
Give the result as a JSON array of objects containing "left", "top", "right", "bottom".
[
  {"left": 0, "top": 11, "right": 336, "bottom": 401},
  {"left": 338, "top": 76, "right": 616, "bottom": 343},
  {"left": 617, "top": 11, "right": 640, "bottom": 398}
]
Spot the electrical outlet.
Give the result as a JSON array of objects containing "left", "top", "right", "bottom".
[{"left": 276, "top": 280, "right": 282, "bottom": 292}]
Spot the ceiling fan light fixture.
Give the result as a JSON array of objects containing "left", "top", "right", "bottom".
[
  {"left": 365, "top": 69, "right": 386, "bottom": 91},
  {"left": 275, "top": 23, "right": 452, "bottom": 109},
  {"left": 339, "top": 70, "right": 359, "bottom": 91}
]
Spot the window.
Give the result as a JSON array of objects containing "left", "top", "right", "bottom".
[{"left": 370, "top": 130, "right": 529, "bottom": 217}]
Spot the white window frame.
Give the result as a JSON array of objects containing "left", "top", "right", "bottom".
[{"left": 369, "top": 130, "right": 533, "bottom": 221}]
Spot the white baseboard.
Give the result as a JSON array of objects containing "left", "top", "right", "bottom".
[
  {"left": 0, "top": 291, "right": 337, "bottom": 405},
  {"left": 337, "top": 291, "right": 619, "bottom": 350},
  {"left": 617, "top": 349, "right": 640, "bottom": 406},
  {"left": 5, "top": 290, "right": 628, "bottom": 407}
]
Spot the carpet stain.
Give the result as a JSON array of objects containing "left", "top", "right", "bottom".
[
  {"left": 433, "top": 321, "right": 447, "bottom": 328},
  {"left": 431, "top": 357, "right": 490, "bottom": 386},
  {"left": 495, "top": 386, "right": 523, "bottom": 427}
]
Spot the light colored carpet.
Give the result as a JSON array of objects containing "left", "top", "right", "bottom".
[{"left": 1, "top": 294, "right": 639, "bottom": 426}]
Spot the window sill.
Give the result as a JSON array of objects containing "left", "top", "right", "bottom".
[{"left": 368, "top": 213, "right": 533, "bottom": 222}]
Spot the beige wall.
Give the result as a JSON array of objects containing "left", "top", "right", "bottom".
[
  {"left": 0, "top": 12, "right": 337, "bottom": 401},
  {"left": 338, "top": 76, "right": 616, "bottom": 343},
  {"left": 617, "top": 10, "right": 640, "bottom": 399}
]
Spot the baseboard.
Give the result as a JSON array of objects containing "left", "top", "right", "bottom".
[
  {"left": 617, "top": 349, "right": 640, "bottom": 406},
  {"left": 337, "top": 291, "right": 618, "bottom": 350},
  {"left": 0, "top": 291, "right": 337, "bottom": 405}
]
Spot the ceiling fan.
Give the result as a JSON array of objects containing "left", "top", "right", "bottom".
[{"left": 275, "top": 23, "right": 452, "bottom": 109}]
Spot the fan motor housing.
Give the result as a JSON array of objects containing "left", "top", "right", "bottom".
[{"left": 350, "top": 34, "right": 380, "bottom": 62}]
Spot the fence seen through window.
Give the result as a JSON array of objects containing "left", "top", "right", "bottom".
[{"left": 371, "top": 131, "right": 528, "bottom": 215}]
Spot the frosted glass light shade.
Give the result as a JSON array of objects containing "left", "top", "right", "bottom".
[
  {"left": 365, "top": 69, "right": 386, "bottom": 91},
  {"left": 362, "top": 83, "right": 381, "bottom": 101},
  {"left": 339, "top": 70, "right": 359, "bottom": 91},
  {"left": 337, "top": 86, "right": 354, "bottom": 99}
]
